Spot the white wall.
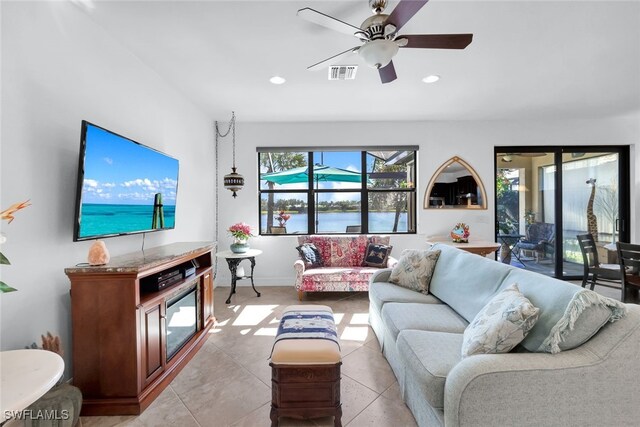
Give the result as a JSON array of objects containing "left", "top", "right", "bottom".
[
  {"left": 0, "top": 1, "right": 215, "bottom": 376},
  {"left": 215, "top": 117, "right": 638, "bottom": 286}
]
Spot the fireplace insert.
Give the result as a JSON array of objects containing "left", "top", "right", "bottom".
[{"left": 165, "top": 281, "right": 201, "bottom": 361}]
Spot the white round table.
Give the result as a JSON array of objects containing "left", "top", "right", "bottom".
[
  {"left": 1, "top": 349, "right": 64, "bottom": 421},
  {"left": 216, "top": 249, "right": 263, "bottom": 304}
]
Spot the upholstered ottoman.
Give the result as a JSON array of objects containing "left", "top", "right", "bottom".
[{"left": 270, "top": 305, "right": 342, "bottom": 427}]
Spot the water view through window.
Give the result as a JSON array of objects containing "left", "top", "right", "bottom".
[{"left": 258, "top": 149, "right": 416, "bottom": 235}]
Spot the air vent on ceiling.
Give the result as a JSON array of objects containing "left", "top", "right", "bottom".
[{"left": 328, "top": 65, "right": 358, "bottom": 81}]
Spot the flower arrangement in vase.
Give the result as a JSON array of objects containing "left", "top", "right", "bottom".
[
  {"left": 228, "top": 222, "right": 254, "bottom": 253},
  {"left": 1, "top": 200, "right": 31, "bottom": 293},
  {"left": 274, "top": 210, "right": 291, "bottom": 228},
  {"left": 450, "top": 223, "right": 470, "bottom": 243}
]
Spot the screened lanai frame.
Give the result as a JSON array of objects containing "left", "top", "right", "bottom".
[{"left": 494, "top": 145, "right": 630, "bottom": 280}]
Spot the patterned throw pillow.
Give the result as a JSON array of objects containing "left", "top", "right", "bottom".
[
  {"left": 389, "top": 249, "right": 441, "bottom": 294},
  {"left": 296, "top": 243, "right": 324, "bottom": 268},
  {"left": 461, "top": 283, "right": 540, "bottom": 358},
  {"left": 362, "top": 243, "right": 393, "bottom": 268}
]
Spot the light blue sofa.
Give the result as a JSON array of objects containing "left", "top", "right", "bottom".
[{"left": 369, "top": 244, "right": 640, "bottom": 427}]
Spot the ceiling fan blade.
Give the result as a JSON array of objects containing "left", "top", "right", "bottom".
[
  {"left": 379, "top": 61, "right": 397, "bottom": 84},
  {"left": 399, "top": 34, "right": 473, "bottom": 49},
  {"left": 307, "top": 47, "right": 359, "bottom": 71},
  {"left": 297, "top": 8, "right": 362, "bottom": 36},
  {"left": 386, "top": 0, "right": 429, "bottom": 32}
]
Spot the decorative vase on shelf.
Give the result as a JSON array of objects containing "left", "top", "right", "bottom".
[
  {"left": 450, "top": 223, "right": 470, "bottom": 243},
  {"left": 230, "top": 238, "right": 250, "bottom": 254}
]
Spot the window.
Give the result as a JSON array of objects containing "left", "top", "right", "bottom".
[{"left": 258, "top": 148, "right": 417, "bottom": 235}]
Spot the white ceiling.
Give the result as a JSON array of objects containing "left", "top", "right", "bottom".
[{"left": 79, "top": 0, "right": 640, "bottom": 122}]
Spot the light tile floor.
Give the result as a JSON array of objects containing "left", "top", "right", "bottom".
[
  {"left": 81, "top": 287, "right": 417, "bottom": 427},
  {"left": 81, "top": 282, "right": 621, "bottom": 427}
]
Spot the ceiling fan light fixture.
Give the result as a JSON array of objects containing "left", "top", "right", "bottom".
[
  {"left": 358, "top": 39, "right": 398, "bottom": 69},
  {"left": 269, "top": 76, "right": 286, "bottom": 85},
  {"left": 298, "top": 1, "right": 472, "bottom": 83},
  {"left": 422, "top": 75, "right": 440, "bottom": 83}
]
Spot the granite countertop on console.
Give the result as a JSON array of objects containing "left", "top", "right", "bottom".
[{"left": 65, "top": 241, "right": 216, "bottom": 275}]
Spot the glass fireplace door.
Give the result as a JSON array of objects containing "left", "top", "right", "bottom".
[{"left": 165, "top": 283, "right": 199, "bottom": 360}]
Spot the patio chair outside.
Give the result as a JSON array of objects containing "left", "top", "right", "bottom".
[{"left": 515, "top": 222, "right": 555, "bottom": 262}]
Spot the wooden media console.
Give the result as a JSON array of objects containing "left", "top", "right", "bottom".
[{"left": 65, "top": 242, "right": 216, "bottom": 416}]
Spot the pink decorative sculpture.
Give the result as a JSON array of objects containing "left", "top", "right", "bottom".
[{"left": 88, "top": 240, "right": 110, "bottom": 266}]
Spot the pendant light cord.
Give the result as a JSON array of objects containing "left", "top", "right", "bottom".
[
  {"left": 213, "top": 111, "right": 236, "bottom": 280},
  {"left": 215, "top": 111, "right": 236, "bottom": 168}
]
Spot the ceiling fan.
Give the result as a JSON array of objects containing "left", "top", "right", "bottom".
[{"left": 297, "top": 0, "right": 473, "bottom": 84}]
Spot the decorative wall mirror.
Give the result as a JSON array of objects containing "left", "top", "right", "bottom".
[{"left": 423, "top": 156, "right": 487, "bottom": 209}]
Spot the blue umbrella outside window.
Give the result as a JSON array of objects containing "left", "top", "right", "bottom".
[{"left": 261, "top": 164, "right": 364, "bottom": 230}]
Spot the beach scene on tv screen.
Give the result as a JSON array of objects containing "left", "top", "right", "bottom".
[{"left": 78, "top": 124, "right": 178, "bottom": 239}]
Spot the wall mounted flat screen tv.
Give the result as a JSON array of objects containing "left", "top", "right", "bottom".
[{"left": 73, "top": 121, "right": 179, "bottom": 241}]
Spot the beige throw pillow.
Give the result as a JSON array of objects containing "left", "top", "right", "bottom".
[
  {"left": 461, "top": 283, "right": 540, "bottom": 358},
  {"left": 389, "top": 249, "right": 441, "bottom": 294}
]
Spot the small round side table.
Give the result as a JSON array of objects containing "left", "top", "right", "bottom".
[
  {"left": 1, "top": 349, "right": 64, "bottom": 422},
  {"left": 216, "top": 249, "right": 263, "bottom": 304}
]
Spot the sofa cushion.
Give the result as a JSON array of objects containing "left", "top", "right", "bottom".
[
  {"left": 298, "top": 236, "right": 332, "bottom": 266},
  {"left": 302, "top": 266, "right": 380, "bottom": 280},
  {"left": 503, "top": 269, "right": 627, "bottom": 353},
  {"left": 330, "top": 236, "right": 368, "bottom": 267},
  {"left": 296, "top": 243, "right": 324, "bottom": 268},
  {"left": 297, "top": 235, "right": 390, "bottom": 268},
  {"left": 461, "top": 284, "right": 540, "bottom": 358},
  {"left": 397, "top": 330, "right": 463, "bottom": 410},
  {"left": 362, "top": 243, "right": 393, "bottom": 267},
  {"left": 429, "top": 244, "right": 512, "bottom": 322},
  {"left": 381, "top": 303, "right": 468, "bottom": 341},
  {"left": 389, "top": 249, "right": 441, "bottom": 294},
  {"left": 301, "top": 267, "right": 381, "bottom": 292},
  {"left": 369, "top": 282, "right": 442, "bottom": 313}
]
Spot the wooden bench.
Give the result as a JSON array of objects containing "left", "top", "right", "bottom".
[{"left": 269, "top": 305, "right": 342, "bottom": 427}]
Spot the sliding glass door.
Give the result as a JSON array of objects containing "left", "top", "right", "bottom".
[
  {"left": 496, "top": 151, "right": 557, "bottom": 276},
  {"left": 495, "top": 147, "right": 629, "bottom": 279},
  {"left": 562, "top": 151, "right": 623, "bottom": 276}
]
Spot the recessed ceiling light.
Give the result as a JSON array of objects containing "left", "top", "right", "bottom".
[
  {"left": 422, "top": 75, "right": 440, "bottom": 83},
  {"left": 269, "top": 76, "right": 286, "bottom": 85}
]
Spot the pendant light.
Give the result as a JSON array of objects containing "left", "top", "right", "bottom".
[{"left": 216, "top": 111, "right": 244, "bottom": 198}]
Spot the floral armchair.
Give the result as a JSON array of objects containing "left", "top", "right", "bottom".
[
  {"left": 294, "top": 235, "right": 397, "bottom": 300},
  {"left": 515, "top": 222, "right": 555, "bottom": 262}
]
